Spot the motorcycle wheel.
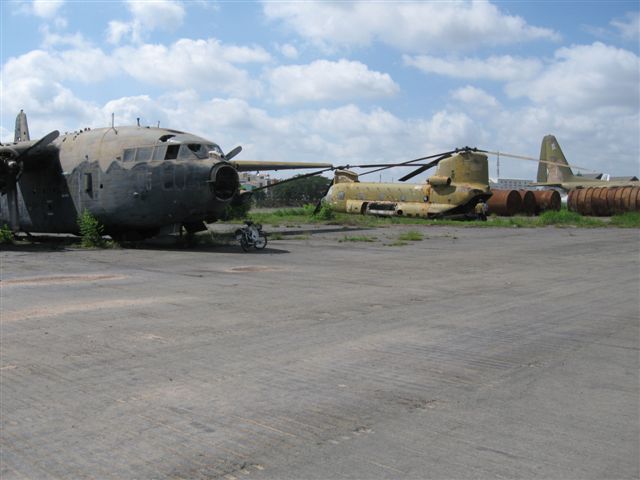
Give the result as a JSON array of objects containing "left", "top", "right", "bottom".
[
  {"left": 255, "top": 233, "right": 267, "bottom": 250},
  {"left": 240, "top": 236, "right": 251, "bottom": 252}
]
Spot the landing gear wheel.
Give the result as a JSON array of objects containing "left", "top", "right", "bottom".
[{"left": 255, "top": 233, "right": 267, "bottom": 250}]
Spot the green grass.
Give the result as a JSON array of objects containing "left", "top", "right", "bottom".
[
  {"left": 398, "top": 230, "right": 423, "bottom": 241},
  {"left": 245, "top": 205, "right": 638, "bottom": 229},
  {"left": 609, "top": 212, "right": 640, "bottom": 228}
]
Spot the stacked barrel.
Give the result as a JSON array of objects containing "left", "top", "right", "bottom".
[
  {"left": 487, "top": 189, "right": 561, "bottom": 216},
  {"left": 567, "top": 186, "right": 640, "bottom": 216},
  {"left": 531, "top": 190, "right": 561, "bottom": 214}
]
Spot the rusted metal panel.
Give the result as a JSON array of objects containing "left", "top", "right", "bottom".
[
  {"left": 531, "top": 190, "right": 561, "bottom": 213},
  {"left": 567, "top": 186, "right": 640, "bottom": 216},
  {"left": 518, "top": 190, "right": 536, "bottom": 216},
  {"left": 487, "top": 189, "right": 522, "bottom": 216}
]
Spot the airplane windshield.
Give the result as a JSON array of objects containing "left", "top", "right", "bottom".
[{"left": 178, "top": 143, "right": 223, "bottom": 160}]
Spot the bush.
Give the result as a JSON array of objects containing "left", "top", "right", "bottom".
[
  {"left": 0, "top": 223, "right": 14, "bottom": 244},
  {"left": 313, "top": 203, "right": 335, "bottom": 220},
  {"left": 77, "top": 209, "right": 106, "bottom": 248}
]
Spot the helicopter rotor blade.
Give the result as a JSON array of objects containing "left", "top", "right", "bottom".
[
  {"left": 398, "top": 154, "right": 451, "bottom": 182},
  {"left": 250, "top": 166, "right": 335, "bottom": 193},
  {"left": 484, "top": 150, "right": 599, "bottom": 173},
  {"left": 357, "top": 149, "right": 459, "bottom": 178}
]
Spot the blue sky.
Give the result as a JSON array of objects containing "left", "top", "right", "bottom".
[{"left": 1, "top": 0, "right": 638, "bottom": 180}]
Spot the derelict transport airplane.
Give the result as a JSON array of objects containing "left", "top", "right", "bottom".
[
  {"left": 535, "top": 134, "right": 639, "bottom": 191},
  {"left": 0, "top": 111, "right": 330, "bottom": 239}
]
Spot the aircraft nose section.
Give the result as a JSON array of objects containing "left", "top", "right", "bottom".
[{"left": 209, "top": 162, "right": 239, "bottom": 201}]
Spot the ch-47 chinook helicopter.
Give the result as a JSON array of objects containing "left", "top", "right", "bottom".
[
  {"left": 320, "top": 148, "right": 493, "bottom": 220},
  {"left": 0, "top": 111, "right": 331, "bottom": 238}
]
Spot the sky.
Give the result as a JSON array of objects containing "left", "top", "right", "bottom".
[{"left": 1, "top": 0, "right": 639, "bottom": 181}]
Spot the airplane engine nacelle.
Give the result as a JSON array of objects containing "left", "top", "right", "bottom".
[
  {"left": 209, "top": 162, "right": 240, "bottom": 201},
  {"left": 427, "top": 175, "right": 451, "bottom": 186}
]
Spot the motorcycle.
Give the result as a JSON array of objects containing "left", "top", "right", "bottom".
[{"left": 235, "top": 221, "right": 267, "bottom": 252}]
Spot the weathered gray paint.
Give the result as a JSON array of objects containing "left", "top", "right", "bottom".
[{"left": 1, "top": 126, "right": 235, "bottom": 235}]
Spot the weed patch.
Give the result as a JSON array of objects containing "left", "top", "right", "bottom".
[
  {"left": 77, "top": 210, "right": 106, "bottom": 248},
  {"left": 398, "top": 230, "right": 423, "bottom": 241},
  {"left": 0, "top": 224, "right": 14, "bottom": 245}
]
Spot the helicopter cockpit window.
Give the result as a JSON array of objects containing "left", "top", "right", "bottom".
[{"left": 122, "top": 148, "right": 136, "bottom": 162}]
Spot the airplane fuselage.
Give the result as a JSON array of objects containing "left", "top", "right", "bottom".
[{"left": 0, "top": 126, "right": 239, "bottom": 236}]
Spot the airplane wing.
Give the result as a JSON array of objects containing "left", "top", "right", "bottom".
[
  {"left": 229, "top": 160, "right": 332, "bottom": 172},
  {"left": 530, "top": 182, "right": 565, "bottom": 188}
]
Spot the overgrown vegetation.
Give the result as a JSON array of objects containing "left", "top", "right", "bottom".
[
  {"left": 223, "top": 201, "right": 252, "bottom": 220},
  {"left": 313, "top": 203, "right": 335, "bottom": 220},
  {"left": 242, "top": 205, "right": 639, "bottom": 229},
  {"left": 252, "top": 176, "right": 331, "bottom": 208},
  {"left": 77, "top": 209, "right": 106, "bottom": 248},
  {"left": 609, "top": 212, "right": 640, "bottom": 228},
  {"left": 0, "top": 223, "right": 14, "bottom": 244}
]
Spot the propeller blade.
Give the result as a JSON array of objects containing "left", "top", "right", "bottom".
[
  {"left": 398, "top": 154, "right": 451, "bottom": 182},
  {"left": 19, "top": 130, "right": 59, "bottom": 158},
  {"left": 225, "top": 145, "right": 242, "bottom": 161},
  {"left": 6, "top": 185, "right": 20, "bottom": 231}
]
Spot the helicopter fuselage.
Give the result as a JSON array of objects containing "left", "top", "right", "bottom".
[{"left": 324, "top": 151, "right": 492, "bottom": 218}]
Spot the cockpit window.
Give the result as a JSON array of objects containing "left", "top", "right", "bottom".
[
  {"left": 135, "top": 147, "right": 153, "bottom": 162},
  {"left": 177, "top": 143, "right": 223, "bottom": 160},
  {"left": 123, "top": 148, "right": 135, "bottom": 162}
]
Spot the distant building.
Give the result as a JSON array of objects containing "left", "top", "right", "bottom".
[
  {"left": 239, "top": 172, "right": 276, "bottom": 190},
  {"left": 490, "top": 178, "right": 535, "bottom": 190}
]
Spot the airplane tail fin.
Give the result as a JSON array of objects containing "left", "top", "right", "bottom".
[
  {"left": 538, "top": 135, "right": 575, "bottom": 183},
  {"left": 14, "top": 110, "right": 30, "bottom": 142}
]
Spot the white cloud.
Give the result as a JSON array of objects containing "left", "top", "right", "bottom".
[
  {"left": 611, "top": 11, "right": 640, "bottom": 41},
  {"left": 506, "top": 42, "right": 640, "bottom": 113},
  {"left": 267, "top": 59, "right": 399, "bottom": 104},
  {"left": 263, "top": 0, "right": 559, "bottom": 53},
  {"left": 32, "top": 0, "right": 64, "bottom": 18},
  {"left": 40, "top": 26, "right": 89, "bottom": 49},
  {"left": 113, "top": 39, "right": 268, "bottom": 97},
  {"left": 107, "top": 21, "right": 132, "bottom": 45},
  {"left": 403, "top": 54, "right": 542, "bottom": 81},
  {"left": 451, "top": 86, "right": 498, "bottom": 108},
  {"left": 278, "top": 43, "right": 299, "bottom": 59},
  {"left": 2, "top": 48, "right": 117, "bottom": 86},
  {"left": 107, "top": 0, "right": 186, "bottom": 44}
]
